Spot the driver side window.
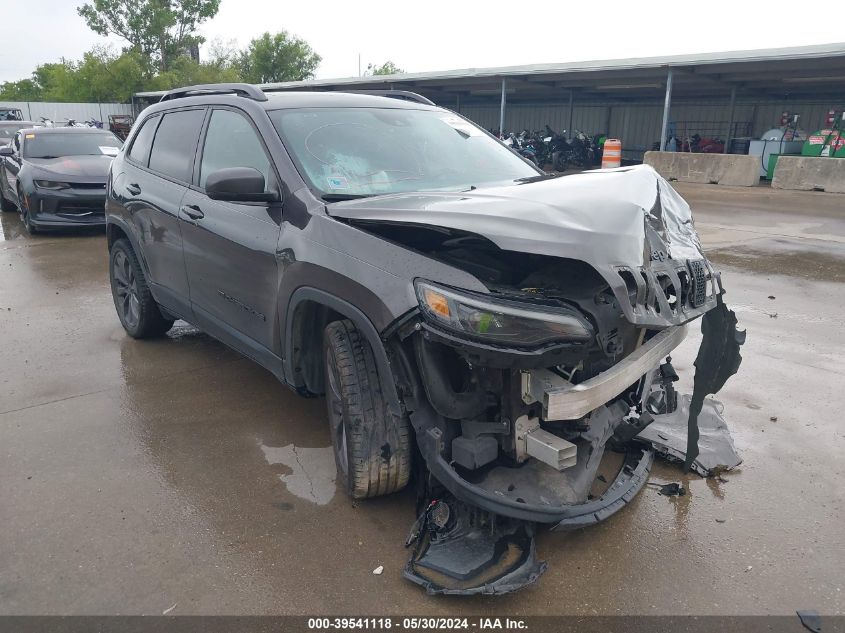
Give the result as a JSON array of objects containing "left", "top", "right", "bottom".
[
  {"left": 13, "top": 132, "right": 21, "bottom": 154},
  {"left": 199, "top": 109, "right": 272, "bottom": 190}
]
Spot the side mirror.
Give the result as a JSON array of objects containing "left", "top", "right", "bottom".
[
  {"left": 205, "top": 167, "right": 278, "bottom": 203},
  {"left": 0, "top": 146, "right": 15, "bottom": 157}
]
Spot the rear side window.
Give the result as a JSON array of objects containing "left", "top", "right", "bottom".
[
  {"left": 199, "top": 109, "right": 271, "bottom": 188},
  {"left": 128, "top": 115, "right": 159, "bottom": 165},
  {"left": 148, "top": 109, "right": 205, "bottom": 182}
]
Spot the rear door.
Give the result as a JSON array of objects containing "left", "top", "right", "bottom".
[
  {"left": 179, "top": 107, "right": 282, "bottom": 353},
  {"left": 118, "top": 108, "right": 206, "bottom": 313}
]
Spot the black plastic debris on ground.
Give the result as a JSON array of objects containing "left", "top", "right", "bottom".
[
  {"left": 404, "top": 498, "right": 546, "bottom": 595},
  {"left": 796, "top": 610, "right": 822, "bottom": 633},
  {"left": 635, "top": 394, "right": 742, "bottom": 477},
  {"left": 649, "top": 482, "right": 686, "bottom": 496}
]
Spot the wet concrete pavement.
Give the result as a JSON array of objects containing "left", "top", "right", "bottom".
[{"left": 1, "top": 184, "right": 844, "bottom": 615}]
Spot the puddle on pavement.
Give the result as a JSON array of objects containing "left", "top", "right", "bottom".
[
  {"left": 260, "top": 442, "right": 337, "bottom": 505},
  {"left": 709, "top": 241, "right": 845, "bottom": 283}
]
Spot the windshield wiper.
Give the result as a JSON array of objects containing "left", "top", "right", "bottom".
[
  {"left": 321, "top": 193, "right": 375, "bottom": 201},
  {"left": 514, "top": 172, "right": 562, "bottom": 183}
]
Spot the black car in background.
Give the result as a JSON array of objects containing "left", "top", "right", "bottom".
[{"left": 0, "top": 127, "right": 122, "bottom": 233}]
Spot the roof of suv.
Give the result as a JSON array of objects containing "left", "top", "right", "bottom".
[
  {"left": 261, "top": 91, "right": 439, "bottom": 110},
  {"left": 149, "top": 83, "right": 440, "bottom": 112}
]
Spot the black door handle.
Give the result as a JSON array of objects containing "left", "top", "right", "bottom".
[
  {"left": 180, "top": 204, "right": 204, "bottom": 220},
  {"left": 126, "top": 183, "right": 141, "bottom": 195}
]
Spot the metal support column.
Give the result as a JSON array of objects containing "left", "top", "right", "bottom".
[
  {"left": 568, "top": 90, "right": 574, "bottom": 138},
  {"left": 659, "top": 68, "right": 674, "bottom": 151},
  {"left": 724, "top": 85, "right": 737, "bottom": 154},
  {"left": 498, "top": 78, "right": 507, "bottom": 138}
]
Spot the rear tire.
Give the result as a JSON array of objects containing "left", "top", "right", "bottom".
[
  {"left": 323, "top": 319, "right": 411, "bottom": 500},
  {"left": 109, "top": 238, "right": 174, "bottom": 338}
]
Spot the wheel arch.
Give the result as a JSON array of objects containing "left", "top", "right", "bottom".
[
  {"left": 106, "top": 218, "right": 150, "bottom": 277},
  {"left": 284, "top": 287, "right": 402, "bottom": 416}
]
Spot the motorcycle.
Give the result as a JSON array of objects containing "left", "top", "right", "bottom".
[{"left": 504, "top": 132, "right": 539, "bottom": 166}]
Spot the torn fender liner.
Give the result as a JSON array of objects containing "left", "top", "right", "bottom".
[
  {"left": 636, "top": 394, "right": 742, "bottom": 477},
  {"left": 684, "top": 290, "right": 746, "bottom": 471},
  {"left": 404, "top": 499, "right": 547, "bottom": 595}
]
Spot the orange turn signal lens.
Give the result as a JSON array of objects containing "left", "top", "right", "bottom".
[{"left": 423, "top": 288, "right": 450, "bottom": 318}]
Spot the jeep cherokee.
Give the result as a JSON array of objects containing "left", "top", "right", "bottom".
[{"left": 105, "top": 83, "right": 743, "bottom": 595}]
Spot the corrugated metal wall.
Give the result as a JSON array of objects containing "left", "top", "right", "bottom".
[
  {"left": 0, "top": 101, "right": 133, "bottom": 130},
  {"left": 459, "top": 98, "right": 838, "bottom": 159}
]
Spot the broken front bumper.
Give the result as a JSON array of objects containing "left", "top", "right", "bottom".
[{"left": 411, "top": 404, "right": 654, "bottom": 530}]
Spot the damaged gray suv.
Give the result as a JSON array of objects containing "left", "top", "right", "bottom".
[{"left": 106, "top": 83, "right": 744, "bottom": 595}]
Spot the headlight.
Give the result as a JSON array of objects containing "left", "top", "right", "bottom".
[
  {"left": 415, "top": 280, "right": 593, "bottom": 346},
  {"left": 34, "top": 180, "right": 70, "bottom": 190}
]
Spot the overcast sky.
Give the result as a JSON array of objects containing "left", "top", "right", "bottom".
[{"left": 0, "top": 0, "right": 838, "bottom": 83}]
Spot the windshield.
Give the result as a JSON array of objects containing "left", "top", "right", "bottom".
[
  {"left": 269, "top": 107, "right": 538, "bottom": 197},
  {"left": 0, "top": 124, "right": 28, "bottom": 143},
  {"left": 0, "top": 109, "right": 23, "bottom": 121},
  {"left": 23, "top": 132, "right": 122, "bottom": 159}
]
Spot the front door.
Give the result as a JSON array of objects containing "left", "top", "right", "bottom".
[{"left": 179, "top": 107, "right": 282, "bottom": 352}]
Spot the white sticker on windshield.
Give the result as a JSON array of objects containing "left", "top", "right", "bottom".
[
  {"left": 439, "top": 116, "right": 481, "bottom": 136},
  {"left": 326, "top": 175, "right": 349, "bottom": 189},
  {"left": 99, "top": 146, "right": 119, "bottom": 156}
]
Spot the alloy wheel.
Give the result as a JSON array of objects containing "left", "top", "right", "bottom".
[{"left": 112, "top": 250, "right": 141, "bottom": 329}]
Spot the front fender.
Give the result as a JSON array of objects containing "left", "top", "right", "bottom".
[{"left": 284, "top": 286, "right": 404, "bottom": 416}]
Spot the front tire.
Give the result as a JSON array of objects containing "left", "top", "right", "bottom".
[
  {"left": 0, "top": 181, "right": 15, "bottom": 212},
  {"left": 109, "top": 238, "right": 174, "bottom": 338},
  {"left": 323, "top": 319, "right": 411, "bottom": 500},
  {"left": 18, "top": 188, "right": 38, "bottom": 233}
]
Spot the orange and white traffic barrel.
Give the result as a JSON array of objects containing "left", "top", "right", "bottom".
[{"left": 602, "top": 139, "right": 622, "bottom": 169}]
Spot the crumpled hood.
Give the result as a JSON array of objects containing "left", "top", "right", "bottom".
[
  {"left": 327, "top": 164, "right": 704, "bottom": 269},
  {"left": 28, "top": 155, "right": 112, "bottom": 181}
]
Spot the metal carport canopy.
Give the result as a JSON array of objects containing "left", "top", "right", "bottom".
[
  {"left": 251, "top": 42, "right": 845, "bottom": 103},
  {"left": 134, "top": 43, "right": 845, "bottom": 149}
]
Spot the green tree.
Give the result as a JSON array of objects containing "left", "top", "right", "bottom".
[
  {"left": 77, "top": 0, "right": 221, "bottom": 71},
  {"left": 365, "top": 61, "right": 404, "bottom": 76},
  {"left": 73, "top": 48, "right": 149, "bottom": 102},
  {"left": 237, "top": 31, "right": 321, "bottom": 83},
  {"left": 150, "top": 56, "right": 240, "bottom": 91},
  {"left": 0, "top": 79, "right": 44, "bottom": 102}
]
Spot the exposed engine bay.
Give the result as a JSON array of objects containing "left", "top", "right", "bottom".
[{"left": 328, "top": 165, "right": 746, "bottom": 595}]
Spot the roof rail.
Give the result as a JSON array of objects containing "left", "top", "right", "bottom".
[
  {"left": 159, "top": 83, "right": 268, "bottom": 103},
  {"left": 339, "top": 90, "right": 435, "bottom": 106}
]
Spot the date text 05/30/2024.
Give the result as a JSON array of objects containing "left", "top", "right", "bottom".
[{"left": 307, "top": 618, "right": 528, "bottom": 630}]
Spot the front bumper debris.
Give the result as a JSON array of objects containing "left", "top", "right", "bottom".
[
  {"left": 404, "top": 499, "right": 547, "bottom": 595},
  {"left": 635, "top": 394, "right": 742, "bottom": 477}
]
